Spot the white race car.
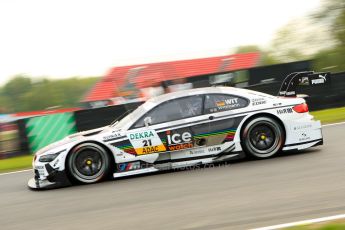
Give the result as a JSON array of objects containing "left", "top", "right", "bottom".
[{"left": 28, "top": 72, "right": 328, "bottom": 189}]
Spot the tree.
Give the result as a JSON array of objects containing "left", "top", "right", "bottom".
[
  {"left": 0, "top": 76, "right": 99, "bottom": 113},
  {"left": 312, "top": 0, "right": 345, "bottom": 71},
  {"left": 332, "top": 2, "right": 345, "bottom": 46},
  {"left": 2, "top": 75, "right": 32, "bottom": 112},
  {"left": 313, "top": 48, "right": 345, "bottom": 72},
  {"left": 264, "top": 0, "right": 345, "bottom": 72},
  {"left": 269, "top": 18, "right": 333, "bottom": 63}
]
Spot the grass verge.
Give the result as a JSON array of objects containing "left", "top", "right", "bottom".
[
  {"left": 0, "top": 155, "right": 32, "bottom": 173},
  {"left": 285, "top": 219, "right": 345, "bottom": 229},
  {"left": 311, "top": 106, "right": 345, "bottom": 124}
]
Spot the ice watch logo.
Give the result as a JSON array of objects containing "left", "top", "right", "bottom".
[{"left": 166, "top": 131, "right": 192, "bottom": 145}]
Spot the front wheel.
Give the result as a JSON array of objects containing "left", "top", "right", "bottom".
[
  {"left": 241, "top": 117, "right": 285, "bottom": 159},
  {"left": 67, "top": 143, "right": 110, "bottom": 184}
]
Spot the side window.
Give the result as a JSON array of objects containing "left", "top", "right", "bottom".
[
  {"left": 204, "top": 94, "right": 248, "bottom": 114},
  {"left": 132, "top": 95, "right": 203, "bottom": 128}
]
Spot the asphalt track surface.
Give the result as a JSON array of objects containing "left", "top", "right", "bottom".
[{"left": 1, "top": 124, "right": 345, "bottom": 230}]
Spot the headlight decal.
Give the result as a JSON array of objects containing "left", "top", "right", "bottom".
[{"left": 38, "top": 149, "right": 66, "bottom": 163}]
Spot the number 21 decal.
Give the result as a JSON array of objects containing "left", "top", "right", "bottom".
[
  {"left": 142, "top": 139, "right": 153, "bottom": 147},
  {"left": 127, "top": 130, "right": 166, "bottom": 155}
]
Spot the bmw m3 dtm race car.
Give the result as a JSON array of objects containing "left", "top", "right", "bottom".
[{"left": 28, "top": 71, "right": 329, "bottom": 189}]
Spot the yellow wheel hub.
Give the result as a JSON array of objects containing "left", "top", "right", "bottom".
[
  {"left": 260, "top": 135, "right": 266, "bottom": 140},
  {"left": 86, "top": 160, "right": 92, "bottom": 165}
]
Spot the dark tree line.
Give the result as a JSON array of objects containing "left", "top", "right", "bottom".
[{"left": 0, "top": 76, "right": 99, "bottom": 113}]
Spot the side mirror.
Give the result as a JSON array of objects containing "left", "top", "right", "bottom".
[{"left": 144, "top": 117, "right": 152, "bottom": 127}]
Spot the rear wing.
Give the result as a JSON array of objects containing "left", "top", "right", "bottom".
[{"left": 278, "top": 71, "right": 331, "bottom": 97}]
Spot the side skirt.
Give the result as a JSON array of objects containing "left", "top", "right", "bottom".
[{"left": 112, "top": 150, "right": 245, "bottom": 178}]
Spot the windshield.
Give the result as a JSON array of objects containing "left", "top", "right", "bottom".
[
  {"left": 113, "top": 102, "right": 152, "bottom": 129},
  {"left": 109, "top": 109, "right": 133, "bottom": 127}
]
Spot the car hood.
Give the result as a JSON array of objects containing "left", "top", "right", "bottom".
[
  {"left": 35, "top": 126, "right": 112, "bottom": 155},
  {"left": 68, "top": 126, "right": 106, "bottom": 139}
]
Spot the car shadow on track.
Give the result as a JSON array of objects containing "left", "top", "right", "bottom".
[
  {"left": 278, "top": 147, "right": 322, "bottom": 158},
  {"left": 109, "top": 147, "right": 323, "bottom": 181}
]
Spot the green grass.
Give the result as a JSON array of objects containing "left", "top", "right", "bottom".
[
  {"left": 0, "top": 155, "right": 33, "bottom": 173},
  {"left": 311, "top": 107, "right": 345, "bottom": 124},
  {"left": 285, "top": 220, "right": 345, "bottom": 229},
  {"left": 0, "top": 131, "right": 17, "bottom": 141}
]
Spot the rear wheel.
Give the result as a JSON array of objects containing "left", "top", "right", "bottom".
[
  {"left": 67, "top": 143, "right": 110, "bottom": 184},
  {"left": 241, "top": 117, "right": 284, "bottom": 159}
]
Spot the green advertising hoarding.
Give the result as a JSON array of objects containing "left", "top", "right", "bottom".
[{"left": 26, "top": 113, "right": 76, "bottom": 153}]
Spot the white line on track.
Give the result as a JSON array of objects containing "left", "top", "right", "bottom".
[
  {"left": 0, "top": 121, "right": 344, "bottom": 176},
  {"left": 0, "top": 169, "right": 31, "bottom": 176},
  {"left": 251, "top": 214, "right": 345, "bottom": 230},
  {"left": 322, "top": 121, "right": 345, "bottom": 127}
]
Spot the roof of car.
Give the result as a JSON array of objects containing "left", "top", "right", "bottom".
[{"left": 146, "top": 86, "right": 273, "bottom": 104}]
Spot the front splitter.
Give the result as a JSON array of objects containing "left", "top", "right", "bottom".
[
  {"left": 28, "top": 170, "right": 72, "bottom": 190},
  {"left": 28, "top": 178, "right": 56, "bottom": 190}
]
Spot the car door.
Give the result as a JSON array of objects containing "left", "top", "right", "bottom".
[
  {"left": 190, "top": 93, "right": 250, "bottom": 155},
  {"left": 128, "top": 95, "right": 206, "bottom": 166}
]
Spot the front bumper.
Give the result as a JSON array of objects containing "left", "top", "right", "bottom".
[
  {"left": 28, "top": 177, "right": 58, "bottom": 190},
  {"left": 27, "top": 168, "right": 72, "bottom": 190}
]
